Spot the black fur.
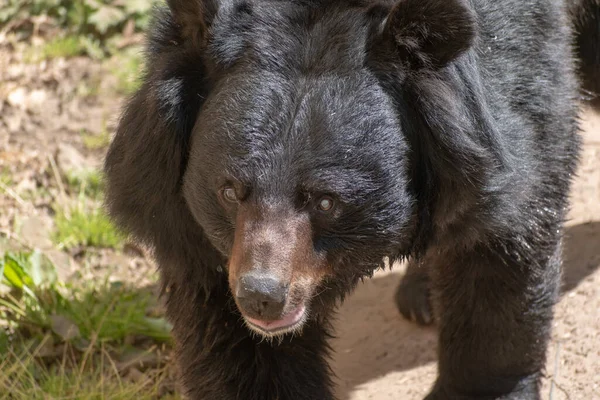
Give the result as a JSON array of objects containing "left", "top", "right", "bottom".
[
  {"left": 571, "top": 0, "right": 600, "bottom": 98},
  {"left": 104, "top": 0, "right": 586, "bottom": 398}
]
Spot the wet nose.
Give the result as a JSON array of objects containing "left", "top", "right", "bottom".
[{"left": 235, "top": 272, "right": 288, "bottom": 320}]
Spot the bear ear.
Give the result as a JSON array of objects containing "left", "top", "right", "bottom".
[
  {"left": 383, "top": 0, "right": 476, "bottom": 69},
  {"left": 166, "top": 0, "right": 220, "bottom": 45}
]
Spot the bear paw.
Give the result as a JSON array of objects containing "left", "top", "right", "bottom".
[{"left": 395, "top": 269, "right": 434, "bottom": 326}]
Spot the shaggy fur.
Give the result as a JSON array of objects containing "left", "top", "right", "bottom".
[
  {"left": 571, "top": 0, "right": 600, "bottom": 98},
  {"left": 104, "top": 0, "right": 588, "bottom": 398}
]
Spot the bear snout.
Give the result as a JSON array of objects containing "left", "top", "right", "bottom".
[
  {"left": 235, "top": 271, "right": 289, "bottom": 320},
  {"left": 226, "top": 202, "right": 328, "bottom": 336}
]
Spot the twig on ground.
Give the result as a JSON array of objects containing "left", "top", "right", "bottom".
[
  {"left": 550, "top": 379, "right": 572, "bottom": 400},
  {"left": 549, "top": 341, "right": 570, "bottom": 400},
  {"left": 47, "top": 154, "right": 68, "bottom": 209},
  {"left": 0, "top": 181, "right": 28, "bottom": 208}
]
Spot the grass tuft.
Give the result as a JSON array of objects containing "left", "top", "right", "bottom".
[
  {"left": 110, "top": 47, "right": 144, "bottom": 95},
  {"left": 81, "top": 129, "right": 111, "bottom": 151},
  {"left": 53, "top": 204, "right": 123, "bottom": 249},
  {"left": 65, "top": 168, "right": 105, "bottom": 199},
  {"left": 0, "top": 250, "right": 176, "bottom": 398},
  {"left": 40, "top": 36, "right": 85, "bottom": 59},
  {"left": 0, "top": 339, "right": 179, "bottom": 400},
  {"left": 25, "top": 36, "right": 85, "bottom": 62},
  {"left": 1, "top": 250, "right": 172, "bottom": 344},
  {"left": 0, "top": 168, "right": 13, "bottom": 186},
  {"left": 53, "top": 167, "right": 122, "bottom": 249}
]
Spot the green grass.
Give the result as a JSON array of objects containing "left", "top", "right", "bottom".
[
  {"left": 0, "top": 250, "right": 176, "bottom": 398},
  {"left": 41, "top": 36, "right": 85, "bottom": 58},
  {"left": 81, "top": 129, "right": 111, "bottom": 151},
  {"left": 25, "top": 36, "right": 86, "bottom": 62},
  {"left": 53, "top": 204, "right": 123, "bottom": 249},
  {"left": 25, "top": 34, "right": 107, "bottom": 63},
  {"left": 1, "top": 251, "right": 172, "bottom": 344},
  {"left": 65, "top": 168, "right": 105, "bottom": 199},
  {"left": 3, "top": 0, "right": 158, "bottom": 60},
  {"left": 110, "top": 47, "right": 144, "bottom": 95},
  {"left": 53, "top": 168, "right": 122, "bottom": 249},
  {"left": 0, "top": 339, "right": 178, "bottom": 400},
  {"left": 60, "top": 279, "right": 172, "bottom": 343},
  {"left": 0, "top": 168, "right": 13, "bottom": 186}
]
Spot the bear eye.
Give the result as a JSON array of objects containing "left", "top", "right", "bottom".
[
  {"left": 222, "top": 187, "right": 238, "bottom": 203},
  {"left": 316, "top": 196, "right": 335, "bottom": 212}
]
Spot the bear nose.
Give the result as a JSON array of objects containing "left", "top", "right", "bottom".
[{"left": 235, "top": 272, "right": 288, "bottom": 320}]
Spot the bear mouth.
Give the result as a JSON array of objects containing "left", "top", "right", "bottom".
[{"left": 243, "top": 304, "right": 307, "bottom": 337}]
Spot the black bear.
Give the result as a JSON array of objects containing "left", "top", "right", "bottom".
[{"left": 104, "top": 0, "right": 588, "bottom": 398}]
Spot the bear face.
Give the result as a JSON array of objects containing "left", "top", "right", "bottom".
[
  {"left": 180, "top": 8, "right": 412, "bottom": 336},
  {"left": 182, "top": 68, "right": 414, "bottom": 336},
  {"left": 176, "top": 0, "right": 475, "bottom": 336}
]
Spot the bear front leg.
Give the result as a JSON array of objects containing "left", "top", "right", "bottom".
[
  {"left": 425, "top": 241, "right": 562, "bottom": 400},
  {"left": 395, "top": 258, "right": 435, "bottom": 326},
  {"left": 166, "top": 282, "right": 335, "bottom": 400}
]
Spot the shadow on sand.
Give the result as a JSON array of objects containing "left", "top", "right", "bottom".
[{"left": 332, "top": 221, "right": 600, "bottom": 399}]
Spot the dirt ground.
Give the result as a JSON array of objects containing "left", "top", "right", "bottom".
[{"left": 331, "top": 107, "right": 600, "bottom": 400}]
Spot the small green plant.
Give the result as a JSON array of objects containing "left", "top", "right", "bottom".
[
  {"left": 1, "top": 250, "right": 172, "bottom": 344},
  {"left": 0, "top": 347, "right": 179, "bottom": 400},
  {"left": 24, "top": 34, "right": 106, "bottom": 62},
  {"left": 53, "top": 165, "right": 121, "bottom": 248},
  {"left": 110, "top": 47, "right": 144, "bottom": 94},
  {"left": 81, "top": 129, "right": 111, "bottom": 150},
  {"left": 0, "top": 168, "right": 13, "bottom": 186},
  {"left": 2, "top": 0, "right": 159, "bottom": 59},
  {"left": 65, "top": 167, "right": 105, "bottom": 198},
  {"left": 0, "top": 250, "right": 175, "bottom": 398},
  {"left": 25, "top": 36, "right": 85, "bottom": 61},
  {"left": 54, "top": 203, "right": 123, "bottom": 249}
]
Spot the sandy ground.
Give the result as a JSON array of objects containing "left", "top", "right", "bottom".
[{"left": 331, "top": 108, "right": 600, "bottom": 400}]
